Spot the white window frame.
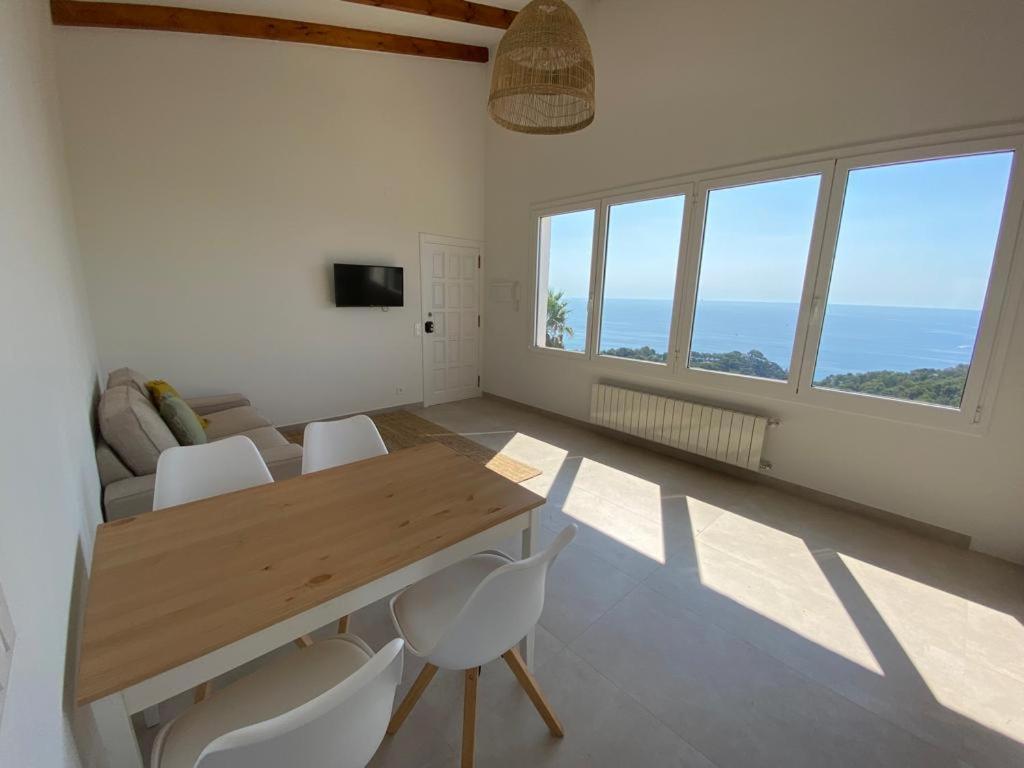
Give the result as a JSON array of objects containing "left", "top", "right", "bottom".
[
  {"left": 590, "top": 182, "right": 694, "bottom": 373},
  {"left": 795, "top": 136, "right": 1024, "bottom": 430},
  {"left": 530, "top": 200, "right": 601, "bottom": 359},
  {"left": 526, "top": 125, "right": 1024, "bottom": 434},
  {"left": 676, "top": 161, "right": 836, "bottom": 395}
]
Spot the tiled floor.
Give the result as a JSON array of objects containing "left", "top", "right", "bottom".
[{"left": 135, "top": 397, "right": 1024, "bottom": 767}]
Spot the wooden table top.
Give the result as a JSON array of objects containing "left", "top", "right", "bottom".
[{"left": 76, "top": 443, "right": 544, "bottom": 705}]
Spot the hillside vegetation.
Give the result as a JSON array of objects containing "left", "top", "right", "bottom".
[
  {"left": 814, "top": 364, "right": 968, "bottom": 407},
  {"left": 600, "top": 347, "right": 967, "bottom": 407}
]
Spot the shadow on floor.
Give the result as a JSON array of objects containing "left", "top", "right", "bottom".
[{"left": 426, "top": 398, "right": 1023, "bottom": 768}]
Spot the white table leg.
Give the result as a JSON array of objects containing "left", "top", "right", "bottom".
[
  {"left": 519, "top": 507, "right": 540, "bottom": 670},
  {"left": 142, "top": 704, "right": 160, "bottom": 727},
  {"left": 92, "top": 693, "right": 144, "bottom": 768}
]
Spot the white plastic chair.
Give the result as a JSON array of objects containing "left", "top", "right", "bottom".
[
  {"left": 385, "top": 525, "right": 577, "bottom": 767},
  {"left": 153, "top": 435, "right": 311, "bottom": 711},
  {"left": 153, "top": 435, "right": 273, "bottom": 510},
  {"left": 301, "top": 415, "right": 388, "bottom": 475},
  {"left": 151, "top": 636, "right": 404, "bottom": 768},
  {"left": 301, "top": 415, "right": 388, "bottom": 634}
]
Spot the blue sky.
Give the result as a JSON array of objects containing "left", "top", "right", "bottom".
[{"left": 546, "top": 151, "right": 1014, "bottom": 310}]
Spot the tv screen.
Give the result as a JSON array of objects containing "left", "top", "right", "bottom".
[{"left": 333, "top": 264, "right": 404, "bottom": 307}]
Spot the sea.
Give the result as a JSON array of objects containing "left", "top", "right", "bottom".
[{"left": 559, "top": 298, "right": 981, "bottom": 377}]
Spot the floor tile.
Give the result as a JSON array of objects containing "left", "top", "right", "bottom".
[
  {"left": 958, "top": 659, "right": 1024, "bottom": 768},
  {"left": 538, "top": 537, "right": 639, "bottom": 644},
  {"left": 542, "top": 486, "right": 666, "bottom": 580},
  {"left": 571, "top": 586, "right": 959, "bottom": 768},
  {"left": 644, "top": 538, "right": 969, "bottom": 753},
  {"left": 966, "top": 602, "right": 1024, "bottom": 684},
  {"left": 474, "top": 646, "right": 718, "bottom": 768}
]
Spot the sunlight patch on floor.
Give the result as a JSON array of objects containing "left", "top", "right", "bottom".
[
  {"left": 693, "top": 538, "right": 885, "bottom": 675},
  {"left": 572, "top": 457, "right": 665, "bottom": 511},
  {"left": 841, "top": 556, "right": 972, "bottom": 707},
  {"left": 498, "top": 422, "right": 1006, "bottom": 723},
  {"left": 499, "top": 432, "right": 570, "bottom": 464},
  {"left": 561, "top": 483, "right": 667, "bottom": 564}
]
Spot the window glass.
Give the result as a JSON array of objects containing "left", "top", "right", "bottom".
[
  {"left": 599, "top": 194, "right": 686, "bottom": 364},
  {"left": 813, "top": 152, "right": 1014, "bottom": 407},
  {"left": 689, "top": 175, "right": 822, "bottom": 381},
  {"left": 537, "top": 209, "right": 595, "bottom": 352}
]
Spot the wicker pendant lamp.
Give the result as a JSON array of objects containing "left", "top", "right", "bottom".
[{"left": 488, "top": 0, "right": 595, "bottom": 135}]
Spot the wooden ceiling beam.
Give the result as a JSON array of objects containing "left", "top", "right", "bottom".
[
  {"left": 338, "top": 0, "right": 517, "bottom": 30},
  {"left": 50, "top": 0, "right": 490, "bottom": 63}
]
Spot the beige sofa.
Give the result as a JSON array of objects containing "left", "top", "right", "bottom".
[{"left": 96, "top": 368, "right": 302, "bottom": 521}]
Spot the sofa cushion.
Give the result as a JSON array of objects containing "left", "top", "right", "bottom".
[
  {"left": 106, "top": 367, "right": 149, "bottom": 396},
  {"left": 237, "top": 425, "right": 289, "bottom": 451},
  {"left": 104, "top": 475, "right": 157, "bottom": 521},
  {"left": 96, "top": 438, "right": 133, "bottom": 487},
  {"left": 185, "top": 393, "right": 251, "bottom": 416},
  {"left": 203, "top": 406, "right": 272, "bottom": 440},
  {"left": 99, "top": 385, "right": 179, "bottom": 475},
  {"left": 158, "top": 395, "right": 208, "bottom": 446}
]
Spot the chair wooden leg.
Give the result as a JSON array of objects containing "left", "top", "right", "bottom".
[
  {"left": 461, "top": 667, "right": 478, "bottom": 768},
  {"left": 502, "top": 648, "right": 564, "bottom": 737},
  {"left": 337, "top": 615, "right": 350, "bottom": 634},
  {"left": 294, "top": 635, "right": 314, "bottom": 649},
  {"left": 387, "top": 663, "right": 438, "bottom": 735},
  {"left": 193, "top": 681, "right": 213, "bottom": 703}
]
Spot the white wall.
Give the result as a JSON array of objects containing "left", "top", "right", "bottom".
[
  {"left": 55, "top": 28, "right": 488, "bottom": 426},
  {"left": 0, "top": 2, "right": 104, "bottom": 767},
  {"left": 484, "top": 0, "right": 1024, "bottom": 562}
]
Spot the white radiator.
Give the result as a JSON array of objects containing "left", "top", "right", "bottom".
[{"left": 589, "top": 383, "right": 773, "bottom": 471}]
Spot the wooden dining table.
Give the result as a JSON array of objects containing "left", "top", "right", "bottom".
[{"left": 76, "top": 442, "right": 545, "bottom": 768}]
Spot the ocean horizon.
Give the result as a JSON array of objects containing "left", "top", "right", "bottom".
[{"left": 557, "top": 297, "right": 981, "bottom": 377}]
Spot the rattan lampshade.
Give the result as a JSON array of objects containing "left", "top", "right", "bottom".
[{"left": 488, "top": 0, "right": 595, "bottom": 135}]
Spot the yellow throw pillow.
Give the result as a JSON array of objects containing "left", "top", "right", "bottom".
[
  {"left": 146, "top": 379, "right": 210, "bottom": 429},
  {"left": 146, "top": 379, "right": 180, "bottom": 402}
]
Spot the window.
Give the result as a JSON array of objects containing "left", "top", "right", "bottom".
[
  {"left": 530, "top": 131, "right": 1023, "bottom": 430},
  {"left": 598, "top": 193, "right": 686, "bottom": 364},
  {"left": 811, "top": 151, "right": 1014, "bottom": 408},
  {"left": 535, "top": 208, "right": 596, "bottom": 353},
  {"left": 688, "top": 174, "right": 823, "bottom": 381}
]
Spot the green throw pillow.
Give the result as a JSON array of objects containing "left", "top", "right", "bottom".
[{"left": 158, "top": 394, "right": 208, "bottom": 446}]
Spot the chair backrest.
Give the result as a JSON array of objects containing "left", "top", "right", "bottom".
[
  {"left": 153, "top": 436, "right": 273, "bottom": 510},
  {"left": 196, "top": 638, "right": 404, "bottom": 768},
  {"left": 426, "top": 525, "right": 576, "bottom": 670},
  {"left": 302, "top": 415, "right": 388, "bottom": 475}
]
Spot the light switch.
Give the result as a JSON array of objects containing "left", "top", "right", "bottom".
[{"left": 0, "top": 581, "right": 14, "bottom": 726}]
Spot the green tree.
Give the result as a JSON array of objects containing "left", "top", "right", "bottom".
[
  {"left": 546, "top": 289, "right": 574, "bottom": 348},
  {"left": 689, "top": 349, "right": 788, "bottom": 380},
  {"left": 601, "top": 346, "right": 668, "bottom": 363},
  {"left": 815, "top": 365, "right": 968, "bottom": 407},
  {"left": 585, "top": 340, "right": 968, "bottom": 407}
]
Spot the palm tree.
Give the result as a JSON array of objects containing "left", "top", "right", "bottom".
[{"left": 546, "top": 289, "right": 574, "bottom": 348}]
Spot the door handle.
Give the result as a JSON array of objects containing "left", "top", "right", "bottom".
[{"left": 424, "top": 321, "right": 435, "bottom": 334}]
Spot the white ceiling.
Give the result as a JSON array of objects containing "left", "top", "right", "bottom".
[{"left": 94, "top": 0, "right": 537, "bottom": 48}]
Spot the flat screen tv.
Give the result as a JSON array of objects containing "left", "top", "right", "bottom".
[{"left": 333, "top": 264, "right": 404, "bottom": 307}]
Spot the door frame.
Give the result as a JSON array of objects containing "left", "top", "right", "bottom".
[{"left": 419, "top": 233, "right": 485, "bottom": 408}]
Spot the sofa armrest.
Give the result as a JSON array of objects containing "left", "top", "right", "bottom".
[
  {"left": 103, "top": 474, "right": 157, "bottom": 522},
  {"left": 185, "top": 393, "right": 251, "bottom": 416}
]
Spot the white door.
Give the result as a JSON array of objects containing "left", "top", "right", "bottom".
[{"left": 420, "top": 239, "right": 482, "bottom": 407}]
